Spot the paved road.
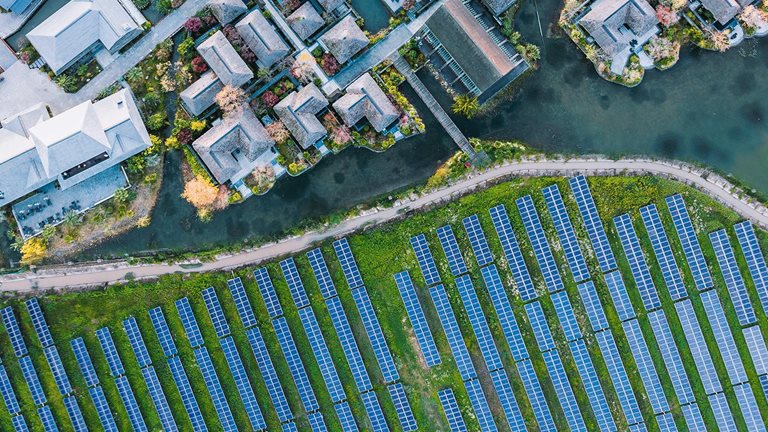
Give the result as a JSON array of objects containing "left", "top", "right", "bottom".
[{"left": 3, "top": 157, "right": 766, "bottom": 292}]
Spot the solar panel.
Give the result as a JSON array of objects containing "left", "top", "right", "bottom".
[
  {"left": 410, "top": 233, "right": 442, "bottom": 285},
  {"left": 665, "top": 194, "right": 713, "bottom": 291},
  {"left": 307, "top": 411, "right": 327, "bottom": 432},
  {"left": 700, "top": 290, "right": 747, "bottom": 385},
  {"left": 351, "top": 286, "right": 399, "bottom": 383},
  {"left": 219, "top": 336, "right": 265, "bottom": 430},
  {"left": 167, "top": 356, "right": 207, "bottom": 432},
  {"left": 430, "top": 284, "right": 476, "bottom": 381},
  {"left": 43, "top": 346, "right": 71, "bottom": 395},
  {"left": 394, "top": 271, "right": 441, "bottom": 367},
  {"left": 25, "top": 298, "right": 53, "bottom": 349},
  {"left": 550, "top": 290, "right": 582, "bottom": 342},
  {"left": 569, "top": 175, "right": 617, "bottom": 272},
  {"left": 388, "top": 383, "right": 418, "bottom": 431},
  {"left": 489, "top": 369, "right": 526, "bottom": 431},
  {"left": 647, "top": 309, "right": 695, "bottom": 405},
  {"left": 280, "top": 258, "right": 311, "bottom": 309},
  {"left": 603, "top": 271, "right": 636, "bottom": 322},
  {"left": 621, "top": 319, "right": 668, "bottom": 415},
  {"left": 37, "top": 405, "right": 58, "bottom": 432},
  {"left": 543, "top": 184, "right": 590, "bottom": 283},
  {"left": 640, "top": 205, "right": 688, "bottom": 300},
  {"left": 708, "top": 392, "right": 737, "bottom": 432},
  {"left": 709, "top": 229, "right": 757, "bottom": 326},
  {"left": 516, "top": 358, "right": 556, "bottom": 431},
  {"left": 762, "top": 375, "right": 768, "bottom": 402},
  {"left": 243, "top": 327, "right": 293, "bottom": 422},
  {"left": 298, "top": 307, "right": 346, "bottom": 403},
  {"left": 568, "top": 339, "right": 615, "bottom": 432},
  {"left": 464, "top": 378, "right": 498, "bottom": 432},
  {"left": 88, "top": 385, "right": 118, "bottom": 432},
  {"left": 577, "top": 281, "right": 609, "bottom": 333},
  {"left": 613, "top": 213, "right": 661, "bottom": 311},
  {"left": 273, "top": 316, "right": 319, "bottom": 413},
  {"left": 743, "top": 325, "right": 768, "bottom": 376},
  {"left": 628, "top": 423, "right": 648, "bottom": 432},
  {"left": 115, "top": 375, "right": 148, "bottom": 432},
  {"left": 122, "top": 316, "right": 152, "bottom": 369},
  {"left": 226, "top": 277, "right": 258, "bottom": 330},
  {"left": 70, "top": 337, "right": 99, "bottom": 388},
  {"left": 594, "top": 330, "right": 643, "bottom": 427},
  {"left": 282, "top": 422, "right": 298, "bottom": 432},
  {"left": 19, "top": 356, "right": 46, "bottom": 406},
  {"left": 334, "top": 401, "right": 358, "bottom": 432},
  {"left": 141, "top": 366, "right": 178, "bottom": 432},
  {"left": 360, "top": 390, "right": 389, "bottom": 432},
  {"left": 734, "top": 221, "right": 768, "bottom": 312},
  {"left": 194, "top": 347, "right": 237, "bottom": 431},
  {"left": 456, "top": 275, "right": 503, "bottom": 372},
  {"left": 438, "top": 388, "right": 467, "bottom": 432},
  {"left": 489, "top": 204, "right": 538, "bottom": 301},
  {"left": 202, "top": 287, "right": 231, "bottom": 338},
  {"left": 734, "top": 382, "right": 766, "bottom": 431},
  {"left": 253, "top": 267, "right": 284, "bottom": 319},
  {"left": 436, "top": 225, "right": 468, "bottom": 277},
  {"left": 307, "top": 248, "right": 338, "bottom": 300},
  {"left": 95, "top": 327, "right": 125, "bottom": 378},
  {"left": 480, "top": 265, "right": 529, "bottom": 362},
  {"left": 516, "top": 195, "right": 565, "bottom": 293},
  {"left": 654, "top": 412, "right": 676, "bottom": 432},
  {"left": 175, "top": 297, "right": 205, "bottom": 349},
  {"left": 0, "top": 363, "right": 21, "bottom": 415},
  {"left": 681, "top": 403, "right": 706, "bottom": 432},
  {"left": 462, "top": 214, "right": 494, "bottom": 267},
  {"left": 2, "top": 307, "right": 28, "bottom": 358},
  {"left": 12, "top": 415, "right": 29, "bottom": 432},
  {"left": 333, "top": 238, "right": 364, "bottom": 289},
  {"left": 325, "top": 296, "right": 372, "bottom": 393},
  {"left": 541, "top": 349, "right": 585, "bottom": 432},
  {"left": 674, "top": 300, "right": 721, "bottom": 395},
  {"left": 525, "top": 301, "right": 556, "bottom": 353},
  {"left": 148, "top": 307, "right": 178, "bottom": 358}
]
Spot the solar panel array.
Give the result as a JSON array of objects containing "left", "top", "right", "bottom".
[
  {"left": 517, "top": 195, "right": 565, "bottom": 293},
  {"left": 253, "top": 267, "right": 284, "bottom": 319},
  {"left": 280, "top": 258, "right": 311, "bottom": 309},
  {"left": 298, "top": 307, "right": 346, "bottom": 403},
  {"left": 334, "top": 401, "right": 357, "bottom": 432},
  {"left": 710, "top": 229, "right": 757, "bottom": 326},
  {"left": 734, "top": 382, "right": 766, "bottom": 431},
  {"left": 639, "top": 205, "right": 688, "bottom": 300},
  {"left": 89, "top": 386, "right": 118, "bottom": 432},
  {"left": 2, "top": 307, "right": 28, "bottom": 358},
  {"left": 18, "top": 356, "right": 45, "bottom": 409},
  {"left": 569, "top": 175, "right": 617, "bottom": 272},
  {"left": 734, "top": 221, "right": 768, "bottom": 311},
  {"left": 708, "top": 392, "right": 737, "bottom": 431},
  {"left": 333, "top": 238, "right": 364, "bottom": 289},
  {"left": 700, "top": 290, "right": 747, "bottom": 385},
  {"left": 568, "top": 339, "right": 614, "bottom": 432},
  {"left": 410, "top": 233, "right": 442, "bottom": 286},
  {"left": 306, "top": 248, "right": 338, "bottom": 299},
  {"left": 167, "top": 356, "right": 207, "bottom": 431},
  {"left": 202, "top": 287, "right": 231, "bottom": 338},
  {"left": 96, "top": 327, "right": 125, "bottom": 377},
  {"left": 194, "top": 347, "right": 237, "bottom": 431},
  {"left": 245, "top": 327, "right": 292, "bottom": 422},
  {"left": 681, "top": 403, "right": 706, "bottom": 432},
  {"left": 226, "top": 277, "right": 258, "bottom": 329},
  {"left": 744, "top": 325, "right": 768, "bottom": 376},
  {"left": 360, "top": 388, "right": 388, "bottom": 432},
  {"left": 220, "top": 336, "right": 266, "bottom": 430},
  {"left": 37, "top": 405, "right": 58, "bottom": 432},
  {"left": 516, "top": 359, "right": 556, "bottom": 431},
  {"left": 489, "top": 369, "right": 526, "bottom": 431},
  {"left": 666, "top": 194, "right": 713, "bottom": 290},
  {"left": 550, "top": 290, "right": 582, "bottom": 342},
  {"left": 438, "top": 388, "right": 467, "bottom": 432},
  {"left": 307, "top": 412, "right": 327, "bottom": 432},
  {"left": 43, "top": 346, "right": 71, "bottom": 396},
  {"left": 647, "top": 310, "right": 696, "bottom": 406},
  {"left": 489, "top": 204, "right": 537, "bottom": 301},
  {"left": 325, "top": 296, "right": 372, "bottom": 392},
  {"left": 542, "top": 184, "right": 590, "bottom": 282},
  {"left": 70, "top": 337, "right": 119, "bottom": 431},
  {"left": 541, "top": 349, "right": 585, "bottom": 431},
  {"left": 273, "top": 316, "right": 320, "bottom": 413},
  {"left": 430, "top": 284, "right": 476, "bottom": 381},
  {"left": 11, "top": 414, "right": 29, "bottom": 432},
  {"left": 595, "top": 330, "right": 643, "bottom": 427},
  {"left": 26, "top": 299, "right": 53, "bottom": 349},
  {"left": 175, "top": 297, "right": 205, "bottom": 348},
  {"left": 149, "top": 307, "right": 178, "bottom": 357},
  {"left": 62, "top": 396, "right": 86, "bottom": 432},
  {"left": 621, "top": 319, "right": 668, "bottom": 415},
  {"left": 141, "top": 365, "right": 177, "bottom": 431},
  {"left": 462, "top": 214, "right": 494, "bottom": 267},
  {"left": 655, "top": 412, "right": 676, "bottom": 432},
  {"left": 464, "top": 377, "right": 498, "bottom": 432},
  {"left": 115, "top": 374, "right": 147, "bottom": 432},
  {"left": 436, "top": 225, "right": 468, "bottom": 276},
  {"left": 577, "top": 281, "right": 609, "bottom": 332},
  {"left": 0, "top": 361, "right": 21, "bottom": 415},
  {"left": 394, "top": 271, "right": 441, "bottom": 367},
  {"left": 352, "top": 286, "right": 399, "bottom": 383},
  {"left": 525, "top": 302, "right": 556, "bottom": 353},
  {"left": 123, "top": 316, "right": 152, "bottom": 368},
  {"left": 388, "top": 383, "right": 418, "bottom": 431},
  {"left": 613, "top": 213, "right": 661, "bottom": 311},
  {"left": 602, "top": 271, "right": 635, "bottom": 322},
  {"left": 675, "top": 300, "right": 722, "bottom": 395},
  {"left": 480, "top": 265, "right": 530, "bottom": 362}
]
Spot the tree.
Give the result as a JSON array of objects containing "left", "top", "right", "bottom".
[
  {"left": 452, "top": 94, "right": 480, "bottom": 119},
  {"left": 261, "top": 90, "right": 280, "bottom": 108},
  {"left": 740, "top": 5, "right": 768, "bottom": 29},
  {"left": 191, "top": 56, "right": 208, "bottom": 73},
  {"left": 20, "top": 238, "right": 47, "bottom": 266},
  {"left": 290, "top": 57, "right": 315, "bottom": 84},
  {"left": 114, "top": 188, "right": 130, "bottom": 205},
  {"left": 215, "top": 85, "right": 246, "bottom": 117},
  {"left": 184, "top": 17, "right": 203, "bottom": 33},
  {"left": 518, "top": 43, "right": 541, "bottom": 62},
  {"left": 710, "top": 31, "right": 730, "bottom": 52},
  {"left": 266, "top": 121, "right": 291, "bottom": 144},
  {"left": 181, "top": 176, "right": 218, "bottom": 209},
  {"left": 655, "top": 4, "right": 679, "bottom": 27}
]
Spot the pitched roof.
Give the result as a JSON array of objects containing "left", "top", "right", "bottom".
[
  {"left": 180, "top": 71, "right": 225, "bottom": 116},
  {"left": 287, "top": 2, "right": 324, "bottom": 40},
  {"left": 0, "top": 0, "right": 34, "bottom": 14},
  {"left": 197, "top": 30, "right": 254, "bottom": 86},
  {"left": 209, "top": 0, "right": 247, "bottom": 25},
  {"left": 480, "top": 0, "right": 516, "bottom": 15},
  {"left": 235, "top": 10, "right": 290, "bottom": 69},
  {"left": 320, "top": 15, "right": 369, "bottom": 64},
  {"left": 579, "top": 0, "right": 658, "bottom": 55},
  {"left": 318, "top": 0, "right": 344, "bottom": 11},
  {"left": 333, "top": 73, "right": 398, "bottom": 131},
  {"left": 274, "top": 83, "right": 329, "bottom": 149},
  {"left": 699, "top": 0, "right": 740, "bottom": 24}
]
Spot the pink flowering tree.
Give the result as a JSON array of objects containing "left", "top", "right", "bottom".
[
  {"left": 261, "top": 90, "right": 280, "bottom": 109},
  {"left": 655, "top": 5, "right": 679, "bottom": 27},
  {"left": 184, "top": 17, "right": 203, "bottom": 33}
]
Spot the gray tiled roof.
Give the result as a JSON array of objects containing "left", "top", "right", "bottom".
[
  {"left": 699, "top": 0, "right": 740, "bottom": 24},
  {"left": 197, "top": 30, "right": 254, "bottom": 87},
  {"left": 274, "top": 83, "right": 329, "bottom": 149},
  {"left": 209, "top": 0, "right": 247, "bottom": 25},
  {"left": 180, "top": 71, "right": 225, "bottom": 116},
  {"left": 579, "top": 0, "right": 658, "bottom": 55},
  {"left": 480, "top": 0, "right": 516, "bottom": 15},
  {"left": 318, "top": 0, "right": 344, "bottom": 11},
  {"left": 320, "top": 15, "right": 369, "bottom": 64},
  {"left": 287, "top": 2, "right": 324, "bottom": 40},
  {"left": 235, "top": 10, "right": 290, "bottom": 69},
  {"left": 333, "top": 73, "right": 398, "bottom": 132}
]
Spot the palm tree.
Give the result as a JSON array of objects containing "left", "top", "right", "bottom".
[{"left": 452, "top": 94, "right": 480, "bottom": 119}]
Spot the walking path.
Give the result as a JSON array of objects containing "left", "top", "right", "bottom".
[{"left": 3, "top": 157, "right": 767, "bottom": 292}]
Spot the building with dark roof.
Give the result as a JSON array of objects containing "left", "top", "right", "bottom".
[
  {"left": 333, "top": 73, "right": 398, "bottom": 132},
  {"left": 209, "top": 0, "right": 247, "bottom": 25},
  {"left": 320, "top": 15, "right": 369, "bottom": 64},
  {"left": 287, "top": 2, "right": 324, "bottom": 40},
  {"left": 235, "top": 10, "right": 290, "bottom": 69},
  {"left": 274, "top": 83, "right": 329, "bottom": 149}
]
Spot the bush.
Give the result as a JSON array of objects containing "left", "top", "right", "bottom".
[
  {"left": 192, "top": 56, "right": 208, "bottom": 73},
  {"left": 261, "top": 90, "right": 279, "bottom": 108},
  {"left": 157, "top": 0, "right": 172, "bottom": 14},
  {"left": 178, "top": 37, "right": 196, "bottom": 60},
  {"left": 133, "top": 0, "right": 150, "bottom": 9},
  {"left": 146, "top": 111, "right": 167, "bottom": 131}
]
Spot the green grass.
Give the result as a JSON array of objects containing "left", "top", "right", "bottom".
[{"left": 1, "top": 175, "right": 767, "bottom": 432}]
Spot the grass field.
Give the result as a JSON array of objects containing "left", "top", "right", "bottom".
[{"left": 1, "top": 174, "right": 768, "bottom": 431}]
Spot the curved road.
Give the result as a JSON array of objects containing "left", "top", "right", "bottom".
[{"left": 3, "top": 157, "right": 766, "bottom": 292}]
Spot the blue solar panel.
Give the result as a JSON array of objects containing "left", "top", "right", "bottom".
[
  {"left": 253, "top": 267, "right": 284, "bottom": 319},
  {"left": 282, "top": 422, "right": 298, "bottom": 432},
  {"left": 489, "top": 204, "right": 538, "bottom": 301},
  {"left": 550, "top": 290, "right": 582, "bottom": 342},
  {"left": 122, "top": 316, "right": 152, "bottom": 369},
  {"left": 307, "top": 248, "right": 338, "bottom": 300},
  {"left": 525, "top": 301, "right": 556, "bottom": 353},
  {"left": 226, "top": 277, "right": 258, "bottom": 330},
  {"left": 568, "top": 339, "right": 615, "bottom": 432},
  {"left": 2, "top": 307, "right": 28, "bottom": 358},
  {"left": 394, "top": 271, "right": 441, "bottom": 367},
  {"left": 647, "top": 309, "right": 695, "bottom": 405},
  {"left": 352, "top": 286, "right": 399, "bottom": 383},
  {"left": 543, "top": 184, "right": 590, "bottom": 283},
  {"left": 220, "top": 336, "right": 265, "bottom": 430},
  {"left": 517, "top": 195, "right": 565, "bottom": 293},
  {"left": 456, "top": 275, "right": 504, "bottom": 372},
  {"left": 43, "top": 346, "right": 71, "bottom": 395},
  {"left": 762, "top": 375, "right": 768, "bottom": 403},
  {"left": 489, "top": 369, "right": 526, "bottom": 431},
  {"left": 149, "top": 307, "right": 178, "bottom": 358},
  {"left": 244, "top": 327, "right": 292, "bottom": 423},
  {"left": 640, "top": 205, "right": 688, "bottom": 300},
  {"left": 569, "top": 175, "right": 617, "bottom": 272},
  {"left": 675, "top": 300, "right": 721, "bottom": 395},
  {"left": 681, "top": 403, "right": 706, "bottom": 432},
  {"left": 360, "top": 390, "right": 389, "bottom": 432},
  {"left": 194, "top": 347, "right": 237, "bottom": 431},
  {"left": 438, "top": 388, "right": 467, "bottom": 432},
  {"left": 141, "top": 366, "right": 178, "bottom": 432},
  {"left": 708, "top": 392, "right": 737, "bottom": 432},
  {"left": 96, "top": 327, "right": 125, "bottom": 378},
  {"left": 594, "top": 330, "right": 643, "bottom": 427},
  {"left": 666, "top": 194, "right": 713, "bottom": 291},
  {"left": 735, "top": 221, "right": 768, "bottom": 313},
  {"left": 577, "top": 281, "right": 609, "bottom": 333},
  {"left": 175, "top": 297, "right": 205, "bottom": 349},
  {"left": 542, "top": 349, "right": 586, "bottom": 432},
  {"left": 613, "top": 213, "right": 662, "bottom": 311},
  {"left": 429, "top": 284, "right": 476, "bottom": 381},
  {"left": 64, "top": 396, "right": 87, "bottom": 432},
  {"left": 602, "top": 271, "right": 636, "bottom": 322},
  {"left": 700, "top": 290, "right": 747, "bottom": 385},
  {"left": 734, "top": 382, "right": 766, "bottom": 431},
  {"left": 710, "top": 229, "right": 757, "bottom": 326},
  {"left": 19, "top": 356, "right": 46, "bottom": 406},
  {"left": 621, "top": 319, "right": 668, "bottom": 415},
  {"left": 388, "top": 383, "right": 418, "bottom": 431},
  {"left": 410, "top": 233, "right": 442, "bottom": 285},
  {"left": 281, "top": 258, "right": 311, "bottom": 309},
  {"left": 37, "top": 405, "right": 58, "bottom": 432},
  {"left": 480, "top": 265, "right": 529, "bottom": 362},
  {"left": 462, "top": 214, "right": 494, "bottom": 267},
  {"left": 516, "top": 359, "right": 556, "bottom": 431},
  {"left": 436, "top": 225, "right": 468, "bottom": 277},
  {"left": 25, "top": 298, "right": 53, "bottom": 349},
  {"left": 464, "top": 378, "right": 498, "bottom": 432},
  {"left": 325, "top": 296, "right": 372, "bottom": 393},
  {"left": 334, "top": 401, "right": 358, "bottom": 432},
  {"left": 628, "top": 423, "right": 648, "bottom": 432},
  {"left": 273, "top": 316, "right": 320, "bottom": 413},
  {"left": 333, "top": 238, "right": 364, "bottom": 289},
  {"left": 654, "top": 412, "right": 676, "bottom": 432},
  {"left": 11, "top": 415, "right": 29, "bottom": 432},
  {"left": 115, "top": 375, "right": 148, "bottom": 432},
  {"left": 0, "top": 362, "right": 21, "bottom": 415},
  {"left": 308, "top": 411, "right": 327, "bottom": 432},
  {"left": 202, "top": 287, "right": 231, "bottom": 338},
  {"left": 167, "top": 356, "right": 207, "bottom": 431},
  {"left": 298, "top": 307, "right": 346, "bottom": 403},
  {"left": 70, "top": 337, "right": 99, "bottom": 387},
  {"left": 744, "top": 325, "right": 768, "bottom": 376},
  {"left": 88, "top": 386, "right": 118, "bottom": 432}
]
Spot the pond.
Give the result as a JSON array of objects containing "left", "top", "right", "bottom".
[{"left": 350, "top": 0, "right": 392, "bottom": 32}]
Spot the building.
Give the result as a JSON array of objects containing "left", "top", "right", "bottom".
[
  {"left": 27, "top": 0, "right": 146, "bottom": 75},
  {"left": 0, "top": 0, "right": 34, "bottom": 14},
  {"left": 235, "top": 10, "right": 290, "bottom": 69},
  {"left": 696, "top": 0, "right": 741, "bottom": 26},
  {"left": 318, "top": 0, "right": 344, "bottom": 12},
  {"left": 287, "top": 2, "right": 324, "bottom": 41},
  {"left": 192, "top": 105, "right": 276, "bottom": 185},
  {"left": 481, "top": 0, "right": 517, "bottom": 16},
  {"left": 578, "top": 0, "right": 659, "bottom": 74},
  {"left": 209, "top": 0, "right": 247, "bottom": 26},
  {"left": 320, "top": 15, "right": 369, "bottom": 64},
  {"left": 333, "top": 73, "right": 398, "bottom": 132},
  {"left": 274, "top": 83, "right": 329, "bottom": 149}
]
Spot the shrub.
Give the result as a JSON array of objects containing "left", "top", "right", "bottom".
[
  {"left": 266, "top": 121, "right": 291, "bottom": 144},
  {"left": 261, "top": 90, "right": 279, "bottom": 108},
  {"left": 176, "top": 128, "right": 193, "bottom": 145},
  {"left": 319, "top": 53, "right": 340, "bottom": 75},
  {"left": 156, "top": 0, "right": 172, "bottom": 14},
  {"left": 178, "top": 37, "right": 196, "bottom": 60},
  {"left": 133, "top": 0, "right": 150, "bottom": 9},
  {"left": 164, "top": 136, "right": 181, "bottom": 149},
  {"left": 191, "top": 56, "right": 208, "bottom": 73},
  {"left": 146, "top": 111, "right": 167, "bottom": 131},
  {"left": 190, "top": 120, "right": 207, "bottom": 132},
  {"left": 656, "top": 5, "right": 679, "bottom": 27},
  {"left": 215, "top": 85, "right": 247, "bottom": 117},
  {"left": 452, "top": 94, "right": 479, "bottom": 118},
  {"left": 182, "top": 175, "right": 218, "bottom": 209},
  {"left": 20, "top": 238, "right": 47, "bottom": 266}
]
